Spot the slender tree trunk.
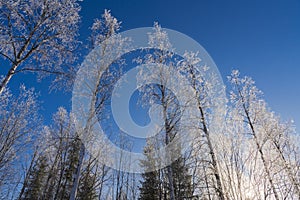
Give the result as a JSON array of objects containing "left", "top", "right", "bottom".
[
  {"left": 54, "top": 165, "right": 65, "bottom": 200},
  {"left": 197, "top": 97, "right": 225, "bottom": 200},
  {"left": 250, "top": 125, "right": 280, "bottom": 200},
  {"left": 188, "top": 67, "right": 225, "bottom": 200},
  {"left": 237, "top": 82, "right": 280, "bottom": 200},
  {"left": 273, "top": 140, "right": 300, "bottom": 198},
  {"left": 17, "top": 149, "right": 37, "bottom": 200},
  {"left": 43, "top": 145, "right": 61, "bottom": 198},
  {"left": 166, "top": 166, "right": 175, "bottom": 200},
  {"left": 203, "top": 165, "right": 212, "bottom": 200},
  {"left": 0, "top": 64, "right": 19, "bottom": 94},
  {"left": 161, "top": 86, "right": 175, "bottom": 200},
  {"left": 159, "top": 169, "right": 163, "bottom": 200},
  {"left": 69, "top": 142, "right": 85, "bottom": 200},
  {"left": 98, "top": 165, "right": 106, "bottom": 199}
]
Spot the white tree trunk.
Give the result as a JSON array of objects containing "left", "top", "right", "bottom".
[{"left": 0, "top": 64, "right": 18, "bottom": 94}]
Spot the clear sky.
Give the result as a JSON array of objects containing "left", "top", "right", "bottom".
[{"left": 2, "top": 0, "right": 300, "bottom": 130}]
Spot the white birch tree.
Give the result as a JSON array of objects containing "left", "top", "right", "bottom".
[
  {"left": 228, "top": 70, "right": 300, "bottom": 199},
  {"left": 0, "top": 0, "right": 81, "bottom": 94},
  {"left": 177, "top": 51, "right": 226, "bottom": 200},
  {"left": 70, "top": 10, "right": 128, "bottom": 200}
]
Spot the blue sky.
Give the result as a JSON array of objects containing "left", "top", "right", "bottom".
[{"left": 1, "top": 0, "right": 300, "bottom": 130}]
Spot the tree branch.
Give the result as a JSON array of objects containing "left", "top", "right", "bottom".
[{"left": 14, "top": 67, "right": 71, "bottom": 78}]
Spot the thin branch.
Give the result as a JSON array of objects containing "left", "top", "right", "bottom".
[{"left": 14, "top": 67, "right": 71, "bottom": 77}]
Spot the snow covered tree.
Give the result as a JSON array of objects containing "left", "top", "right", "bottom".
[
  {"left": 137, "top": 23, "right": 195, "bottom": 200},
  {"left": 228, "top": 70, "right": 300, "bottom": 199},
  {"left": 0, "top": 0, "right": 81, "bottom": 94},
  {"left": 0, "top": 85, "right": 39, "bottom": 198},
  {"left": 90, "top": 9, "right": 121, "bottom": 48},
  {"left": 177, "top": 51, "right": 226, "bottom": 199},
  {"left": 139, "top": 23, "right": 178, "bottom": 200},
  {"left": 18, "top": 107, "right": 80, "bottom": 200},
  {"left": 70, "top": 10, "right": 128, "bottom": 200},
  {"left": 39, "top": 108, "right": 75, "bottom": 200},
  {"left": 213, "top": 107, "right": 256, "bottom": 199}
]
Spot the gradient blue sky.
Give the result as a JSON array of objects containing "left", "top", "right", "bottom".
[{"left": 1, "top": 0, "right": 300, "bottom": 130}]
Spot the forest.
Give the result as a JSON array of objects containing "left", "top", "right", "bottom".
[{"left": 0, "top": 0, "right": 299, "bottom": 200}]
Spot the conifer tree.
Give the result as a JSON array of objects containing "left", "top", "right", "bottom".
[
  {"left": 139, "top": 141, "right": 160, "bottom": 200},
  {"left": 23, "top": 155, "right": 48, "bottom": 200},
  {"left": 171, "top": 155, "right": 193, "bottom": 199},
  {"left": 77, "top": 156, "right": 97, "bottom": 200},
  {"left": 60, "top": 135, "right": 81, "bottom": 200}
]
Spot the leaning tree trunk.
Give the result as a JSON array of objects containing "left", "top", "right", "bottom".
[
  {"left": 188, "top": 65, "right": 225, "bottom": 200},
  {"left": 17, "top": 149, "right": 38, "bottom": 200},
  {"left": 245, "top": 110, "right": 280, "bottom": 200},
  {"left": 272, "top": 140, "right": 300, "bottom": 199},
  {"left": 192, "top": 77, "right": 225, "bottom": 200},
  {"left": 0, "top": 63, "right": 19, "bottom": 94},
  {"left": 236, "top": 81, "right": 280, "bottom": 200},
  {"left": 198, "top": 103, "right": 225, "bottom": 200}
]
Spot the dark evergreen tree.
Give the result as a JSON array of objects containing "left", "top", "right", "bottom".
[
  {"left": 139, "top": 143, "right": 193, "bottom": 200},
  {"left": 22, "top": 155, "right": 48, "bottom": 200},
  {"left": 77, "top": 156, "right": 97, "bottom": 200},
  {"left": 139, "top": 142, "right": 160, "bottom": 200},
  {"left": 59, "top": 135, "right": 81, "bottom": 200},
  {"left": 172, "top": 155, "right": 193, "bottom": 199}
]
